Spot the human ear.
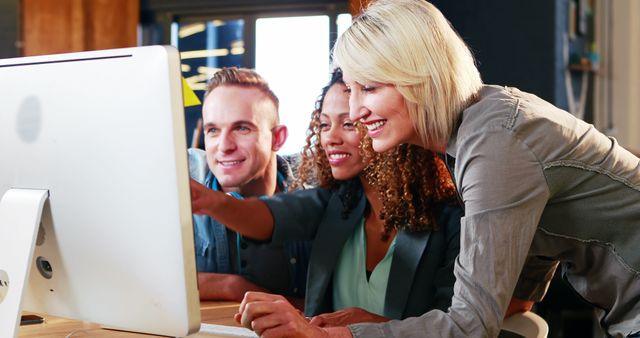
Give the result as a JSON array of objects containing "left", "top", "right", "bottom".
[{"left": 271, "top": 125, "right": 288, "bottom": 151}]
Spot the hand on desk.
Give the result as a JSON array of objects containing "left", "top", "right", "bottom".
[{"left": 235, "top": 292, "right": 353, "bottom": 338}]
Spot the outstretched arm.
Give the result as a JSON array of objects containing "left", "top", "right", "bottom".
[{"left": 190, "top": 179, "right": 273, "bottom": 240}]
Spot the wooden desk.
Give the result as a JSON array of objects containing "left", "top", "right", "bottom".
[{"left": 18, "top": 301, "right": 241, "bottom": 337}]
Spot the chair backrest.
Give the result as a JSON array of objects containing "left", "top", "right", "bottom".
[{"left": 501, "top": 312, "right": 549, "bottom": 338}]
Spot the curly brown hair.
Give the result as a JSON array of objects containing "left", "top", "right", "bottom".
[
  {"left": 293, "top": 69, "right": 458, "bottom": 236},
  {"left": 361, "top": 138, "right": 458, "bottom": 236}
]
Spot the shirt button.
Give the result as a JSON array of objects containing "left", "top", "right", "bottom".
[
  {"left": 290, "top": 258, "right": 297, "bottom": 264},
  {"left": 240, "top": 242, "right": 248, "bottom": 249}
]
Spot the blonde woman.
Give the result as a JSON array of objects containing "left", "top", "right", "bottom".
[{"left": 238, "top": 0, "right": 640, "bottom": 337}]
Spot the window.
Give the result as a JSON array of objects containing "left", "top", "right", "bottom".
[
  {"left": 255, "top": 15, "right": 329, "bottom": 155},
  {"left": 255, "top": 14, "right": 353, "bottom": 155}
]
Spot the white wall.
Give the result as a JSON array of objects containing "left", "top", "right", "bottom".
[
  {"left": 612, "top": 0, "right": 640, "bottom": 152},
  {"left": 594, "top": 0, "right": 640, "bottom": 153}
]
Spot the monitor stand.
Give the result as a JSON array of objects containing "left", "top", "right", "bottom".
[{"left": 0, "top": 189, "right": 49, "bottom": 338}]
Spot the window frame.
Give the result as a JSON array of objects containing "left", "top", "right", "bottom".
[{"left": 140, "top": 0, "right": 349, "bottom": 68}]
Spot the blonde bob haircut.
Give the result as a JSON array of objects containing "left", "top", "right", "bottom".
[{"left": 333, "top": 0, "right": 483, "bottom": 148}]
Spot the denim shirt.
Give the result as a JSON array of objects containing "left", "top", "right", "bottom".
[
  {"left": 188, "top": 148, "right": 310, "bottom": 297},
  {"left": 350, "top": 85, "right": 640, "bottom": 338}
]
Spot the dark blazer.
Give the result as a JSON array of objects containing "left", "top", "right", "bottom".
[{"left": 263, "top": 182, "right": 462, "bottom": 319}]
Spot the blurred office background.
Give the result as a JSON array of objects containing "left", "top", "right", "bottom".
[{"left": 1, "top": 1, "right": 638, "bottom": 336}]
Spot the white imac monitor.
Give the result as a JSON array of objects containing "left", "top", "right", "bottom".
[{"left": 0, "top": 46, "right": 200, "bottom": 336}]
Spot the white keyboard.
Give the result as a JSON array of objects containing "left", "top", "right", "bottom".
[{"left": 187, "top": 323, "right": 258, "bottom": 337}]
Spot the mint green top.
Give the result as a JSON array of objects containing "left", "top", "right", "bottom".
[{"left": 332, "top": 218, "right": 397, "bottom": 316}]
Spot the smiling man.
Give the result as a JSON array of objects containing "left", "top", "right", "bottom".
[{"left": 188, "top": 67, "right": 309, "bottom": 304}]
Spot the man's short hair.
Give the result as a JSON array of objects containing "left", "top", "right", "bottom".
[{"left": 205, "top": 67, "right": 280, "bottom": 116}]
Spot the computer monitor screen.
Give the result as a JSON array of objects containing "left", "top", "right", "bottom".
[{"left": 0, "top": 46, "right": 200, "bottom": 336}]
